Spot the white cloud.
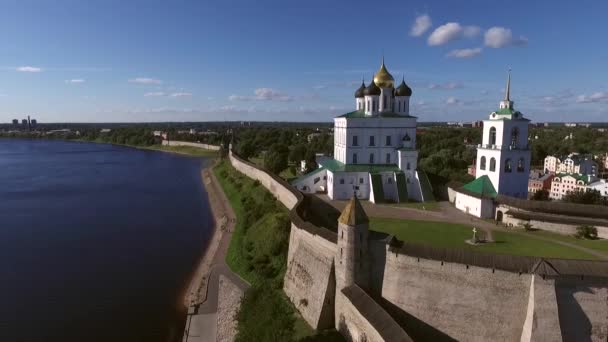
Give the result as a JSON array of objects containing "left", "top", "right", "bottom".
[
  {"left": 427, "top": 22, "right": 480, "bottom": 46},
  {"left": 446, "top": 96, "right": 461, "bottom": 105},
  {"left": 484, "top": 27, "right": 528, "bottom": 48},
  {"left": 17, "top": 66, "right": 42, "bottom": 72},
  {"left": 229, "top": 88, "right": 293, "bottom": 102},
  {"left": 170, "top": 92, "right": 192, "bottom": 97},
  {"left": 446, "top": 47, "right": 483, "bottom": 58},
  {"left": 128, "top": 77, "right": 162, "bottom": 85},
  {"left": 144, "top": 92, "right": 166, "bottom": 97},
  {"left": 410, "top": 14, "right": 432, "bottom": 37},
  {"left": 576, "top": 92, "right": 608, "bottom": 103},
  {"left": 65, "top": 79, "right": 85, "bottom": 84},
  {"left": 429, "top": 82, "right": 464, "bottom": 90}
]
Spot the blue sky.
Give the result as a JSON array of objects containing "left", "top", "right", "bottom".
[{"left": 0, "top": 0, "right": 607, "bottom": 123}]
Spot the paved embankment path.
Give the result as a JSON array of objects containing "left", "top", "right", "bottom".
[
  {"left": 317, "top": 195, "right": 608, "bottom": 261},
  {"left": 183, "top": 168, "right": 249, "bottom": 342}
]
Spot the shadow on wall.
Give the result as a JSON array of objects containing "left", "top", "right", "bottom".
[
  {"left": 368, "top": 235, "right": 388, "bottom": 296},
  {"left": 556, "top": 278, "right": 594, "bottom": 342},
  {"left": 379, "top": 298, "right": 457, "bottom": 342},
  {"left": 299, "top": 194, "right": 340, "bottom": 233}
]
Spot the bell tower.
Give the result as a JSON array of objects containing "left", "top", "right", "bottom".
[{"left": 475, "top": 71, "right": 531, "bottom": 198}]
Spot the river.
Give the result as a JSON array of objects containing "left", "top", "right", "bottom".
[{"left": 0, "top": 139, "right": 213, "bottom": 342}]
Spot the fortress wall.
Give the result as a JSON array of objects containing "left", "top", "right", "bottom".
[
  {"left": 502, "top": 213, "right": 608, "bottom": 239},
  {"left": 283, "top": 223, "right": 337, "bottom": 330},
  {"left": 336, "top": 286, "right": 411, "bottom": 342},
  {"left": 556, "top": 276, "right": 608, "bottom": 341},
  {"left": 229, "top": 151, "right": 299, "bottom": 210},
  {"left": 161, "top": 140, "right": 221, "bottom": 151},
  {"left": 524, "top": 275, "right": 563, "bottom": 341},
  {"left": 381, "top": 252, "right": 531, "bottom": 341}
]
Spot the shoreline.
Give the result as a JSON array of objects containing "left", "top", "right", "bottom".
[{"left": 183, "top": 165, "right": 232, "bottom": 308}]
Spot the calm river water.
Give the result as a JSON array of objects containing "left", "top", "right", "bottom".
[{"left": 0, "top": 139, "right": 213, "bottom": 342}]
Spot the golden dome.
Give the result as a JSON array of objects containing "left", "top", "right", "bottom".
[{"left": 373, "top": 59, "right": 395, "bottom": 88}]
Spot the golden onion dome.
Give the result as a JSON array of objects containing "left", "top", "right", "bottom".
[{"left": 373, "top": 59, "right": 395, "bottom": 88}]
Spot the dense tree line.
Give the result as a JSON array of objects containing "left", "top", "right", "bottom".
[{"left": 529, "top": 127, "right": 608, "bottom": 166}]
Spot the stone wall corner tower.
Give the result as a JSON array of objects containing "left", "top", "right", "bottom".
[{"left": 335, "top": 195, "right": 370, "bottom": 291}]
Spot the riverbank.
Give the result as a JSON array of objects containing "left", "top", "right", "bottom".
[{"left": 183, "top": 167, "right": 231, "bottom": 307}]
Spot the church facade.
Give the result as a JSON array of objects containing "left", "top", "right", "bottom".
[
  {"left": 293, "top": 60, "right": 429, "bottom": 203},
  {"left": 454, "top": 72, "right": 532, "bottom": 218}
]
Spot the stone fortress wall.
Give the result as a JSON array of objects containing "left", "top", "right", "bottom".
[
  {"left": 228, "top": 150, "right": 608, "bottom": 341},
  {"left": 161, "top": 139, "right": 221, "bottom": 151}
]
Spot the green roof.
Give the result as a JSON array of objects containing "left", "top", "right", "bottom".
[
  {"left": 460, "top": 175, "right": 497, "bottom": 199},
  {"left": 320, "top": 158, "right": 401, "bottom": 173},
  {"left": 555, "top": 173, "right": 592, "bottom": 184},
  {"left": 336, "top": 110, "right": 416, "bottom": 119},
  {"left": 494, "top": 108, "right": 517, "bottom": 115}
]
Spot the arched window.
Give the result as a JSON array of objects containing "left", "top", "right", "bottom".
[
  {"left": 517, "top": 158, "right": 525, "bottom": 172},
  {"left": 352, "top": 153, "right": 357, "bottom": 164},
  {"left": 490, "top": 157, "right": 496, "bottom": 171},
  {"left": 505, "top": 159, "right": 512, "bottom": 173},
  {"left": 480, "top": 156, "right": 487, "bottom": 170},
  {"left": 489, "top": 127, "right": 497, "bottom": 145},
  {"left": 369, "top": 153, "right": 374, "bottom": 164},
  {"left": 511, "top": 127, "right": 519, "bottom": 147}
]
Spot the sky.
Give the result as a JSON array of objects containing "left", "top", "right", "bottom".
[{"left": 0, "top": 0, "right": 607, "bottom": 123}]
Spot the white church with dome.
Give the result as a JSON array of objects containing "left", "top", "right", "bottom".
[{"left": 292, "top": 59, "right": 433, "bottom": 203}]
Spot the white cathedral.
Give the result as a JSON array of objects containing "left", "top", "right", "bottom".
[
  {"left": 454, "top": 72, "right": 531, "bottom": 218},
  {"left": 293, "top": 59, "right": 430, "bottom": 203}
]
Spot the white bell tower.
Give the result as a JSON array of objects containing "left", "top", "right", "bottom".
[{"left": 475, "top": 71, "right": 531, "bottom": 199}]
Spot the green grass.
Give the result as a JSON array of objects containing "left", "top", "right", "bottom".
[
  {"left": 518, "top": 229, "right": 608, "bottom": 256},
  {"left": 214, "top": 159, "right": 345, "bottom": 341},
  {"left": 369, "top": 217, "right": 599, "bottom": 260},
  {"left": 145, "top": 144, "right": 219, "bottom": 157},
  {"left": 382, "top": 200, "right": 440, "bottom": 211}
]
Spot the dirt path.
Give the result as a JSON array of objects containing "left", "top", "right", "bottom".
[
  {"left": 183, "top": 167, "right": 249, "bottom": 342},
  {"left": 316, "top": 195, "right": 608, "bottom": 261}
]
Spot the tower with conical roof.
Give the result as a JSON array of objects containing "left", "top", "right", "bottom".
[{"left": 335, "top": 195, "right": 370, "bottom": 291}]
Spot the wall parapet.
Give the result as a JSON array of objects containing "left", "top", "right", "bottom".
[
  {"left": 388, "top": 237, "right": 608, "bottom": 278},
  {"left": 497, "top": 194, "right": 608, "bottom": 220},
  {"left": 161, "top": 140, "right": 221, "bottom": 151}
]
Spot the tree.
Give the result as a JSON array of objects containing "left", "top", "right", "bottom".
[
  {"left": 563, "top": 189, "right": 607, "bottom": 206},
  {"left": 304, "top": 149, "right": 318, "bottom": 173},
  {"left": 238, "top": 139, "right": 256, "bottom": 160},
  {"left": 264, "top": 144, "right": 288, "bottom": 175},
  {"left": 288, "top": 144, "right": 307, "bottom": 164},
  {"left": 575, "top": 225, "right": 598, "bottom": 240},
  {"left": 531, "top": 189, "right": 550, "bottom": 201}
]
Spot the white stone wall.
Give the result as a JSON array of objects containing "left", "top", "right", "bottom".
[
  {"left": 454, "top": 192, "right": 495, "bottom": 218},
  {"left": 292, "top": 169, "right": 327, "bottom": 194},
  {"left": 382, "top": 252, "right": 531, "bottom": 341},
  {"left": 229, "top": 151, "right": 298, "bottom": 209},
  {"left": 329, "top": 171, "right": 372, "bottom": 200},
  {"left": 501, "top": 212, "right": 608, "bottom": 239},
  {"left": 161, "top": 140, "right": 221, "bottom": 151}
]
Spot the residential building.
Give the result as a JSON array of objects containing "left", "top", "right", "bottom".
[
  {"left": 588, "top": 179, "right": 608, "bottom": 197},
  {"left": 544, "top": 153, "right": 598, "bottom": 176},
  {"left": 549, "top": 173, "right": 597, "bottom": 200},
  {"left": 528, "top": 171, "right": 554, "bottom": 198}
]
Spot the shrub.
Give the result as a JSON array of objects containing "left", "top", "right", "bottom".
[
  {"left": 236, "top": 284, "right": 295, "bottom": 342},
  {"left": 575, "top": 225, "right": 598, "bottom": 240},
  {"left": 523, "top": 223, "right": 534, "bottom": 231}
]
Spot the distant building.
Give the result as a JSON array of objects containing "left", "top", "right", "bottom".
[
  {"left": 528, "top": 171, "right": 554, "bottom": 197},
  {"left": 467, "top": 164, "right": 476, "bottom": 177},
  {"left": 544, "top": 153, "right": 598, "bottom": 176},
  {"left": 100, "top": 128, "right": 112, "bottom": 133},
  {"left": 588, "top": 179, "right": 608, "bottom": 197},
  {"left": 472, "top": 120, "right": 483, "bottom": 128},
  {"left": 307, "top": 132, "right": 322, "bottom": 143},
  {"left": 12, "top": 119, "right": 18, "bottom": 125},
  {"left": 565, "top": 123, "right": 577, "bottom": 127},
  {"left": 30, "top": 119, "right": 37, "bottom": 128},
  {"left": 549, "top": 173, "right": 597, "bottom": 200}
]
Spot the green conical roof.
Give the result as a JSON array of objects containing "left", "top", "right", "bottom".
[{"left": 460, "top": 175, "right": 497, "bottom": 199}]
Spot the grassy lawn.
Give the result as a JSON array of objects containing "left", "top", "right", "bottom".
[
  {"left": 382, "top": 200, "right": 440, "bottom": 211},
  {"left": 517, "top": 229, "right": 608, "bottom": 256},
  {"left": 369, "top": 217, "right": 599, "bottom": 260},
  {"left": 145, "top": 144, "right": 219, "bottom": 157}
]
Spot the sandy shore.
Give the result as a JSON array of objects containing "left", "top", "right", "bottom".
[{"left": 183, "top": 166, "right": 231, "bottom": 308}]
